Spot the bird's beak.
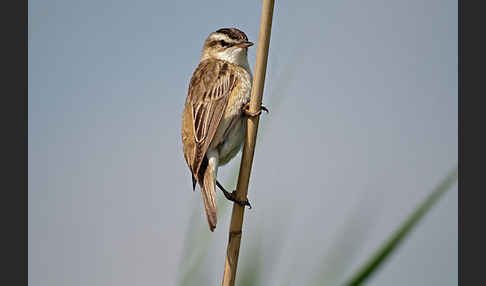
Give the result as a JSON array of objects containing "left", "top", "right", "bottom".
[{"left": 235, "top": 41, "right": 254, "bottom": 48}]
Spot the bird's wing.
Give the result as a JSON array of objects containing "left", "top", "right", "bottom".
[{"left": 182, "top": 60, "right": 237, "bottom": 181}]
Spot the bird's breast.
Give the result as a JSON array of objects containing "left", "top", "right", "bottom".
[
  {"left": 211, "top": 67, "right": 252, "bottom": 165},
  {"left": 225, "top": 68, "right": 252, "bottom": 117}
]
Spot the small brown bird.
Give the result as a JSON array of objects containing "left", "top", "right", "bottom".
[{"left": 181, "top": 28, "right": 266, "bottom": 231}]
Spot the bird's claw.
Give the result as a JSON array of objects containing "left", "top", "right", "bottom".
[
  {"left": 222, "top": 189, "right": 252, "bottom": 209},
  {"left": 242, "top": 103, "right": 269, "bottom": 117}
]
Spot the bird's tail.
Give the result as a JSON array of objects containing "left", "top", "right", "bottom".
[{"left": 201, "top": 163, "right": 217, "bottom": 232}]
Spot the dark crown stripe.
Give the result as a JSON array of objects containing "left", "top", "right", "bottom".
[{"left": 215, "top": 28, "right": 248, "bottom": 41}]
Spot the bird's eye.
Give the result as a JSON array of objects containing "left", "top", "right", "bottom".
[{"left": 220, "top": 40, "right": 229, "bottom": 47}]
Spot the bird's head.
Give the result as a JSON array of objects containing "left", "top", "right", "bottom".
[{"left": 201, "top": 28, "right": 253, "bottom": 69}]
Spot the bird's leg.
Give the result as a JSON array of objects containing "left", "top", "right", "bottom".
[
  {"left": 216, "top": 180, "right": 252, "bottom": 209},
  {"left": 241, "top": 103, "right": 269, "bottom": 117}
]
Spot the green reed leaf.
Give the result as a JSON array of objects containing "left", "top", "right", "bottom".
[{"left": 342, "top": 166, "right": 458, "bottom": 286}]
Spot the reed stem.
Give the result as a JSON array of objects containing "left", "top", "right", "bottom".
[{"left": 221, "top": 0, "right": 275, "bottom": 285}]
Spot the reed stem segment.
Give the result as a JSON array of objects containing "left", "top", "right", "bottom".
[{"left": 222, "top": 0, "right": 275, "bottom": 285}]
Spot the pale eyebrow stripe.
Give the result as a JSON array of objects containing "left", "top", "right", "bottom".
[{"left": 209, "top": 33, "right": 238, "bottom": 43}]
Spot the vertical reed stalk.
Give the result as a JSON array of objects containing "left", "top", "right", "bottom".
[{"left": 221, "top": 0, "right": 275, "bottom": 285}]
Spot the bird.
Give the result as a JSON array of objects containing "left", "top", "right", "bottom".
[{"left": 181, "top": 28, "right": 267, "bottom": 232}]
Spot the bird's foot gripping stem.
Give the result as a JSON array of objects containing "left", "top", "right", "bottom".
[
  {"left": 241, "top": 103, "right": 269, "bottom": 117},
  {"left": 216, "top": 180, "right": 252, "bottom": 209}
]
